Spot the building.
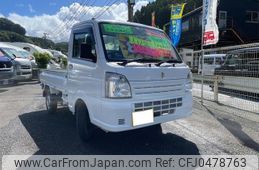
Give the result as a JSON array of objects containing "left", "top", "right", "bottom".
[{"left": 179, "top": 0, "right": 259, "bottom": 50}]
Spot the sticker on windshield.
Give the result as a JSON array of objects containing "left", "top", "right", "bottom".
[
  {"left": 103, "top": 24, "right": 133, "bottom": 34},
  {"left": 129, "top": 36, "right": 171, "bottom": 49},
  {"left": 119, "top": 35, "right": 173, "bottom": 58}
]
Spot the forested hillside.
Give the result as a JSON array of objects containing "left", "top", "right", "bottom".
[{"left": 0, "top": 18, "right": 68, "bottom": 53}]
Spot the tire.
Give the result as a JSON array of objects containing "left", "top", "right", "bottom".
[
  {"left": 45, "top": 89, "right": 58, "bottom": 114},
  {"left": 76, "top": 102, "right": 94, "bottom": 142}
]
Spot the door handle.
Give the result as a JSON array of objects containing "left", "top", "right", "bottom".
[{"left": 68, "top": 64, "right": 73, "bottom": 70}]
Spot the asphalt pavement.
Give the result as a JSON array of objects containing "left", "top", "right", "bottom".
[{"left": 0, "top": 81, "right": 258, "bottom": 164}]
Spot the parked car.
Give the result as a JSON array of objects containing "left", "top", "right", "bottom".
[
  {"left": 0, "top": 50, "right": 15, "bottom": 85},
  {"left": 16, "top": 48, "right": 37, "bottom": 68},
  {"left": 47, "top": 59, "right": 61, "bottom": 69},
  {"left": 48, "top": 49, "right": 67, "bottom": 60},
  {"left": 8, "top": 42, "right": 53, "bottom": 58},
  {"left": 198, "top": 54, "right": 226, "bottom": 75},
  {"left": 0, "top": 42, "right": 32, "bottom": 81},
  {"left": 40, "top": 20, "right": 193, "bottom": 141},
  {"left": 12, "top": 46, "right": 38, "bottom": 78},
  {"left": 214, "top": 47, "right": 259, "bottom": 98},
  {"left": 215, "top": 47, "right": 259, "bottom": 77}
]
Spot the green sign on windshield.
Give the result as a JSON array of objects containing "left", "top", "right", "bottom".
[{"left": 103, "top": 24, "right": 133, "bottom": 34}]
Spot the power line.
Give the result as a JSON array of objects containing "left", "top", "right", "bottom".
[
  {"left": 95, "top": 0, "right": 123, "bottom": 19},
  {"left": 93, "top": 0, "right": 117, "bottom": 19},
  {"left": 51, "top": 0, "right": 91, "bottom": 37},
  {"left": 52, "top": 0, "right": 89, "bottom": 37},
  {"left": 51, "top": 0, "right": 123, "bottom": 41},
  {"left": 53, "top": 0, "right": 111, "bottom": 40}
]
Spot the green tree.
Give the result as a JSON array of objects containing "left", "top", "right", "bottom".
[
  {"left": 54, "top": 42, "right": 68, "bottom": 54},
  {"left": 133, "top": 0, "right": 202, "bottom": 29},
  {"left": 0, "top": 31, "right": 32, "bottom": 42},
  {"left": 28, "top": 36, "right": 55, "bottom": 49},
  {"left": 0, "top": 18, "right": 26, "bottom": 35}
]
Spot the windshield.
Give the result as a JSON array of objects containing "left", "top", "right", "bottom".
[
  {"left": 99, "top": 23, "right": 181, "bottom": 62},
  {"left": 18, "top": 50, "right": 30, "bottom": 59},
  {"left": 1, "top": 48, "right": 24, "bottom": 58},
  {"left": 224, "top": 54, "right": 242, "bottom": 65}
]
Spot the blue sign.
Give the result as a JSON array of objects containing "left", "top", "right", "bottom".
[{"left": 169, "top": 4, "right": 186, "bottom": 47}]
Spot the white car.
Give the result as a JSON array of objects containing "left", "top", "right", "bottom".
[
  {"left": 8, "top": 42, "right": 53, "bottom": 58},
  {"left": 40, "top": 20, "right": 193, "bottom": 141},
  {"left": 0, "top": 42, "right": 32, "bottom": 81},
  {"left": 198, "top": 54, "right": 226, "bottom": 75},
  {"left": 48, "top": 49, "right": 67, "bottom": 60}
]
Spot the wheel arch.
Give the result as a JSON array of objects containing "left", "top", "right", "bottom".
[{"left": 74, "top": 98, "right": 90, "bottom": 117}]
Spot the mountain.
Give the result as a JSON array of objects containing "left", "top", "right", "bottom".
[
  {"left": 0, "top": 17, "right": 68, "bottom": 53},
  {"left": 0, "top": 18, "right": 26, "bottom": 35}
]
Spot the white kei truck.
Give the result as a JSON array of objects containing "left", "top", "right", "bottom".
[{"left": 40, "top": 19, "right": 193, "bottom": 141}]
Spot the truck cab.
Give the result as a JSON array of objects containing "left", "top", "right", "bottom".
[{"left": 40, "top": 20, "right": 192, "bottom": 141}]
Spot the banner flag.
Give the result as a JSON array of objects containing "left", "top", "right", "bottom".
[
  {"left": 169, "top": 3, "right": 186, "bottom": 47},
  {"left": 202, "top": 0, "right": 219, "bottom": 46}
]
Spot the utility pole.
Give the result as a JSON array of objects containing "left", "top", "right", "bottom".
[
  {"left": 128, "top": 0, "right": 135, "bottom": 22},
  {"left": 43, "top": 33, "right": 49, "bottom": 49},
  {"left": 43, "top": 33, "right": 48, "bottom": 40}
]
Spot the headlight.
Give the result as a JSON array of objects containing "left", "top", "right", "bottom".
[
  {"left": 105, "top": 72, "right": 132, "bottom": 98},
  {"left": 185, "top": 72, "right": 193, "bottom": 91}
]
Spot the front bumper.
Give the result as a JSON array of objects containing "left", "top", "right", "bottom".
[
  {"left": 15, "top": 68, "right": 32, "bottom": 80},
  {"left": 14, "top": 73, "right": 32, "bottom": 80},
  {"left": 90, "top": 92, "right": 192, "bottom": 132},
  {"left": 0, "top": 71, "right": 15, "bottom": 86}
]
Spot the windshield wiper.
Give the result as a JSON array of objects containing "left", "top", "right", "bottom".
[
  {"left": 156, "top": 59, "right": 182, "bottom": 66},
  {"left": 118, "top": 58, "right": 161, "bottom": 66}
]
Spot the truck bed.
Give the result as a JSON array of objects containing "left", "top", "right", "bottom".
[{"left": 40, "top": 69, "right": 67, "bottom": 93}]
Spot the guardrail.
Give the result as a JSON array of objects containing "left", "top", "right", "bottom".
[{"left": 192, "top": 74, "right": 259, "bottom": 102}]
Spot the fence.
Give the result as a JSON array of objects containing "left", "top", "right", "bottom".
[{"left": 188, "top": 44, "right": 259, "bottom": 114}]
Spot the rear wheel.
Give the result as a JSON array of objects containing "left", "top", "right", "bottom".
[
  {"left": 45, "top": 89, "right": 57, "bottom": 114},
  {"left": 76, "top": 102, "right": 94, "bottom": 142}
]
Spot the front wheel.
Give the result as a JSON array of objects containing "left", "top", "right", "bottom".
[
  {"left": 76, "top": 102, "right": 94, "bottom": 142},
  {"left": 45, "top": 89, "right": 57, "bottom": 114}
]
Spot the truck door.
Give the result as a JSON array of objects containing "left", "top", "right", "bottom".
[{"left": 67, "top": 25, "right": 98, "bottom": 110}]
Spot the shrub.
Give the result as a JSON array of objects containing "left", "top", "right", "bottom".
[
  {"left": 33, "top": 52, "right": 51, "bottom": 69},
  {"left": 61, "top": 57, "right": 68, "bottom": 69}
]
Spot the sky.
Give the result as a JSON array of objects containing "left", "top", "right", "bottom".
[{"left": 0, "top": 0, "right": 155, "bottom": 42}]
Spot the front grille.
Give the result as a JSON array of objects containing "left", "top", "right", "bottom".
[
  {"left": 131, "top": 79, "right": 185, "bottom": 96},
  {"left": 134, "top": 98, "right": 183, "bottom": 117},
  {"left": 21, "top": 65, "right": 31, "bottom": 69},
  {"left": 0, "top": 62, "right": 12, "bottom": 68}
]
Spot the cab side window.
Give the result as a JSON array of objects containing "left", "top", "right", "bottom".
[{"left": 72, "top": 28, "right": 97, "bottom": 63}]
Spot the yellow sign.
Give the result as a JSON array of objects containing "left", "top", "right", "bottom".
[{"left": 171, "top": 3, "right": 186, "bottom": 20}]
